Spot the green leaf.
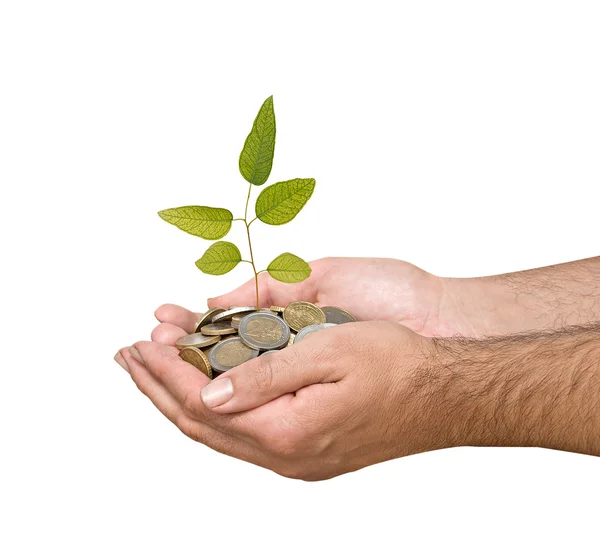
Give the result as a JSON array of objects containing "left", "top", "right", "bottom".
[
  {"left": 158, "top": 206, "right": 233, "bottom": 240},
  {"left": 239, "top": 95, "right": 276, "bottom": 185},
  {"left": 255, "top": 178, "right": 316, "bottom": 225},
  {"left": 195, "top": 241, "right": 242, "bottom": 275},
  {"left": 267, "top": 253, "right": 312, "bottom": 283}
]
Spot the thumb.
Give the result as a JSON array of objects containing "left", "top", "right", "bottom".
[
  {"left": 207, "top": 273, "right": 271, "bottom": 309},
  {"left": 199, "top": 343, "right": 339, "bottom": 413}
]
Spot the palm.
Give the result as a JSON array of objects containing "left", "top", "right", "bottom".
[
  {"left": 153, "top": 258, "right": 446, "bottom": 343},
  {"left": 300, "top": 258, "right": 442, "bottom": 331},
  {"left": 211, "top": 257, "right": 444, "bottom": 335}
]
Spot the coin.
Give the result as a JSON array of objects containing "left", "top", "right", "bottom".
[
  {"left": 208, "top": 337, "right": 259, "bottom": 373},
  {"left": 288, "top": 333, "right": 296, "bottom": 346},
  {"left": 194, "top": 307, "right": 226, "bottom": 333},
  {"left": 179, "top": 347, "right": 213, "bottom": 378},
  {"left": 201, "top": 343, "right": 217, "bottom": 359},
  {"left": 270, "top": 305, "right": 286, "bottom": 313},
  {"left": 258, "top": 308, "right": 277, "bottom": 314},
  {"left": 261, "top": 350, "right": 280, "bottom": 356},
  {"left": 212, "top": 306, "right": 256, "bottom": 323},
  {"left": 238, "top": 313, "right": 290, "bottom": 350},
  {"left": 283, "top": 301, "right": 326, "bottom": 331},
  {"left": 175, "top": 332, "right": 220, "bottom": 349},
  {"left": 295, "top": 323, "right": 337, "bottom": 343},
  {"left": 321, "top": 306, "right": 357, "bottom": 324},
  {"left": 201, "top": 322, "right": 236, "bottom": 336}
]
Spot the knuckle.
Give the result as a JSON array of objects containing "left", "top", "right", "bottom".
[
  {"left": 174, "top": 412, "right": 194, "bottom": 438},
  {"left": 271, "top": 436, "right": 297, "bottom": 459},
  {"left": 182, "top": 389, "right": 204, "bottom": 419},
  {"left": 251, "top": 359, "right": 276, "bottom": 393},
  {"left": 150, "top": 324, "right": 166, "bottom": 343},
  {"left": 267, "top": 422, "right": 306, "bottom": 459},
  {"left": 175, "top": 414, "right": 211, "bottom": 445},
  {"left": 274, "top": 463, "right": 308, "bottom": 481},
  {"left": 317, "top": 256, "right": 333, "bottom": 267}
]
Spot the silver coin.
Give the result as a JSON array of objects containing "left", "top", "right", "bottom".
[
  {"left": 238, "top": 312, "right": 290, "bottom": 350},
  {"left": 175, "top": 332, "right": 221, "bottom": 349},
  {"left": 194, "top": 307, "right": 226, "bottom": 333},
  {"left": 294, "top": 323, "right": 337, "bottom": 343},
  {"left": 212, "top": 306, "right": 257, "bottom": 323},
  {"left": 201, "top": 321, "right": 236, "bottom": 335},
  {"left": 321, "top": 306, "right": 356, "bottom": 324},
  {"left": 261, "top": 350, "right": 280, "bottom": 356},
  {"left": 208, "top": 337, "right": 259, "bottom": 373}
]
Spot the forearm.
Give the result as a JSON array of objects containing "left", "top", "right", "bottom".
[
  {"left": 439, "top": 257, "right": 600, "bottom": 336},
  {"left": 425, "top": 324, "right": 600, "bottom": 456}
]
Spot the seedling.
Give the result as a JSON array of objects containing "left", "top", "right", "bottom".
[{"left": 158, "top": 96, "right": 316, "bottom": 309}]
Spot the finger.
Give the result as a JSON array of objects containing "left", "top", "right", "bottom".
[
  {"left": 151, "top": 322, "right": 188, "bottom": 346},
  {"left": 198, "top": 326, "right": 347, "bottom": 413},
  {"left": 130, "top": 341, "right": 257, "bottom": 439},
  {"left": 119, "top": 347, "right": 186, "bottom": 424},
  {"left": 155, "top": 304, "right": 202, "bottom": 333},
  {"left": 207, "top": 259, "right": 328, "bottom": 309},
  {"left": 130, "top": 341, "right": 211, "bottom": 414},
  {"left": 118, "top": 348, "right": 272, "bottom": 468}
]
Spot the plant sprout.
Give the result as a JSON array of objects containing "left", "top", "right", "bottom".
[{"left": 158, "top": 96, "right": 316, "bottom": 309}]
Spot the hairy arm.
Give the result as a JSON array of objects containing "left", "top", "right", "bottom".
[
  {"left": 425, "top": 323, "right": 600, "bottom": 456},
  {"left": 437, "top": 257, "right": 600, "bottom": 336}
]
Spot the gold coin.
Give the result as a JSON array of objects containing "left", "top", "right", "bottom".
[
  {"left": 179, "top": 347, "right": 212, "bottom": 379},
  {"left": 212, "top": 306, "right": 257, "bottom": 323},
  {"left": 175, "top": 332, "right": 220, "bottom": 349},
  {"left": 270, "top": 305, "right": 286, "bottom": 313},
  {"left": 231, "top": 315, "right": 243, "bottom": 329},
  {"left": 208, "top": 337, "right": 259, "bottom": 373},
  {"left": 288, "top": 333, "right": 296, "bottom": 346},
  {"left": 283, "top": 301, "right": 326, "bottom": 332},
  {"left": 194, "top": 307, "right": 226, "bottom": 333},
  {"left": 201, "top": 322, "right": 236, "bottom": 336},
  {"left": 238, "top": 313, "right": 290, "bottom": 350}
]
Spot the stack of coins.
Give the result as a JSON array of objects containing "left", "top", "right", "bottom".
[{"left": 176, "top": 302, "right": 356, "bottom": 379}]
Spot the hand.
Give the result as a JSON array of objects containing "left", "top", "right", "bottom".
[
  {"left": 115, "top": 321, "right": 450, "bottom": 481},
  {"left": 153, "top": 257, "right": 451, "bottom": 341}
]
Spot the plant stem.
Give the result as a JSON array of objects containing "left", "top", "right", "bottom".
[{"left": 243, "top": 181, "right": 259, "bottom": 309}]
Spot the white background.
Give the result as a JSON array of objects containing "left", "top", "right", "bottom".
[{"left": 1, "top": 1, "right": 599, "bottom": 554}]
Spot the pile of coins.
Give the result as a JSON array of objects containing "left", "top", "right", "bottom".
[{"left": 176, "top": 302, "right": 356, "bottom": 378}]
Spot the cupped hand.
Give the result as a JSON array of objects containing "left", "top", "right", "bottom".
[
  {"left": 152, "top": 257, "right": 448, "bottom": 342},
  {"left": 116, "top": 321, "right": 452, "bottom": 481}
]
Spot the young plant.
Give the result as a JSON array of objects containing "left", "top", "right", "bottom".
[{"left": 158, "top": 96, "right": 316, "bottom": 309}]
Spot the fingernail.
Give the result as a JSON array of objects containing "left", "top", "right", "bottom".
[
  {"left": 114, "top": 352, "right": 130, "bottom": 373},
  {"left": 128, "top": 346, "right": 144, "bottom": 365},
  {"left": 201, "top": 377, "right": 234, "bottom": 409}
]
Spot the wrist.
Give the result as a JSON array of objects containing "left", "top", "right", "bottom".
[{"left": 437, "top": 276, "right": 530, "bottom": 337}]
